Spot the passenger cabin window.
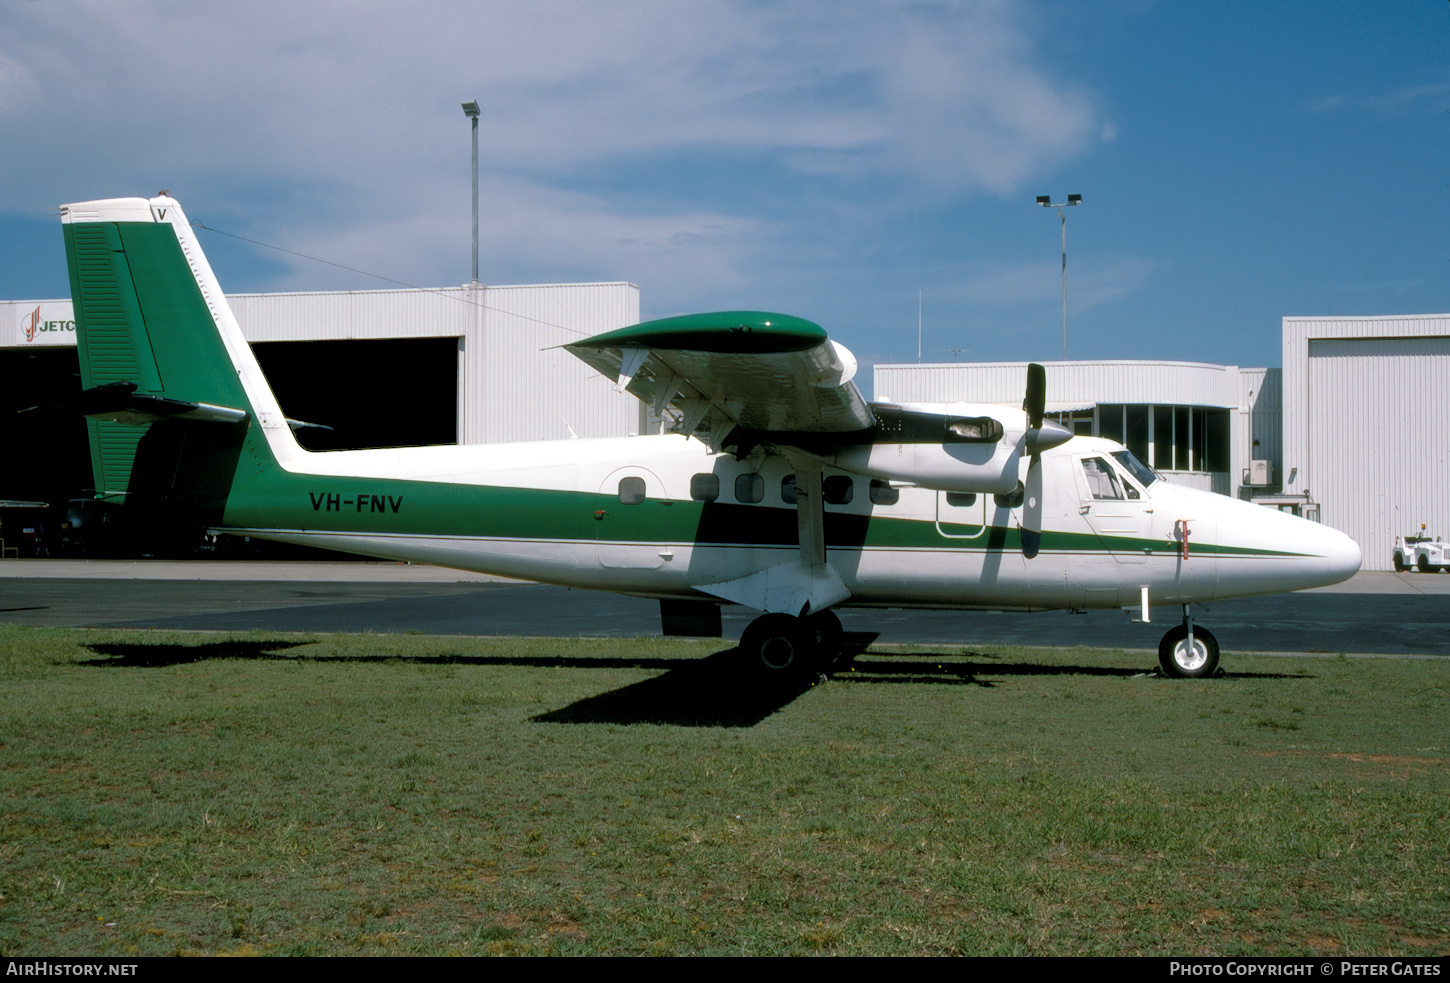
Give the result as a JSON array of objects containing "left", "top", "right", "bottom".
[
  {"left": 945, "top": 492, "right": 976, "bottom": 507},
  {"left": 735, "top": 473, "right": 764, "bottom": 504},
  {"left": 823, "top": 475, "right": 854, "bottom": 505},
  {"left": 781, "top": 475, "right": 798, "bottom": 505},
  {"left": 617, "top": 476, "right": 646, "bottom": 504},
  {"left": 1082, "top": 458, "right": 1123, "bottom": 500},
  {"left": 690, "top": 473, "right": 720, "bottom": 502},
  {"left": 869, "top": 480, "right": 899, "bottom": 506}
]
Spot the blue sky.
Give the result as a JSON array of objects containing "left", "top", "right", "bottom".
[{"left": 2, "top": 0, "right": 1446, "bottom": 372}]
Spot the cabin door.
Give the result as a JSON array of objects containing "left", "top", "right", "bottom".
[
  {"left": 595, "top": 466, "right": 668, "bottom": 569},
  {"left": 1076, "top": 455, "right": 1152, "bottom": 565}
]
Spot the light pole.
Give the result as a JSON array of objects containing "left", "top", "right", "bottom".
[
  {"left": 1036, "top": 193, "right": 1081, "bottom": 360},
  {"left": 462, "top": 100, "right": 481, "bottom": 284}
]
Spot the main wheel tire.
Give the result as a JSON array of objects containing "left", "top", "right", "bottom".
[
  {"left": 807, "top": 610, "right": 845, "bottom": 667},
  {"left": 1418, "top": 555, "right": 1432, "bottom": 573},
  {"left": 1157, "top": 625, "right": 1220, "bottom": 679},
  {"left": 740, "top": 613, "right": 815, "bottom": 674},
  {"left": 1394, "top": 553, "right": 1407, "bottom": 572}
]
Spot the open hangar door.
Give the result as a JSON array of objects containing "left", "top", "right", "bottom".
[
  {"left": 0, "top": 337, "right": 459, "bottom": 558},
  {"left": 251, "top": 336, "right": 459, "bottom": 451},
  {"left": 1307, "top": 336, "right": 1450, "bottom": 570},
  {"left": 0, "top": 347, "right": 92, "bottom": 555}
]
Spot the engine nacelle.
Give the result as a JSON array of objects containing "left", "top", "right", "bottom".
[
  {"left": 826, "top": 440, "right": 1024, "bottom": 494},
  {"left": 814, "top": 402, "right": 1036, "bottom": 494}
]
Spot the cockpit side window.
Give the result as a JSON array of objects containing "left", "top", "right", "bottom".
[
  {"left": 1082, "top": 457, "right": 1123, "bottom": 500},
  {"left": 1111, "top": 449, "right": 1158, "bottom": 489}
]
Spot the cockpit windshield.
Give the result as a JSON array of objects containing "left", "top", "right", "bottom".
[{"left": 1111, "top": 449, "right": 1158, "bottom": 488}]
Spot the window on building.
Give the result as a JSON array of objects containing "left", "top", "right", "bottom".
[
  {"left": 1153, "top": 405, "right": 1174, "bottom": 472},
  {"left": 1174, "top": 407, "right": 1190, "bottom": 470},
  {"left": 1099, "top": 404, "right": 1125, "bottom": 444},
  {"left": 1125, "top": 405, "right": 1149, "bottom": 464},
  {"left": 1089, "top": 403, "right": 1232, "bottom": 475},
  {"left": 1206, "top": 409, "right": 1230, "bottom": 473}
]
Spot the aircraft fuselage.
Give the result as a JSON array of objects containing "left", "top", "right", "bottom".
[{"left": 220, "top": 430, "right": 1361, "bottom": 614}]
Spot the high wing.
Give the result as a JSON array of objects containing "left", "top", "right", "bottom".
[
  {"left": 569, "top": 309, "right": 1076, "bottom": 579},
  {"left": 565, "top": 311, "right": 874, "bottom": 449}
]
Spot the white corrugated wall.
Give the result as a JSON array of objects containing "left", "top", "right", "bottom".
[
  {"left": 228, "top": 288, "right": 475, "bottom": 341},
  {"left": 1302, "top": 334, "right": 1450, "bottom": 568},
  {"left": 873, "top": 360, "right": 1242, "bottom": 408},
  {"left": 5, "top": 284, "right": 644, "bottom": 446},
  {"left": 1283, "top": 315, "right": 1450, "bottom": 569},
  {"left": 469, "top": 283, "right": 640, "bottom": 443},
  {"left": 1234, "top": 367, "right": 1281, "bottom": 498}
]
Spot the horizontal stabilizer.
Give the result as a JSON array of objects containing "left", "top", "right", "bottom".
[
  {"left": 286, "top": 418, "right": 334, "bottom": 433},
  {"left": 24, "top": 381, "right": 249, "bottom": 427}
]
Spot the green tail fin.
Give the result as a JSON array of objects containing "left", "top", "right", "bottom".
[{"left": 61, "top": 195, "right": 295, "bottom": 513}]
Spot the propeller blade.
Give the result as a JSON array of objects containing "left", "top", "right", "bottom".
[
  {"left": 1022, "top": 452, "right": 1043, "bottom": 559},
  {"left": 1021, "top": 362, "right": 1047, "bottom": 559},
  {"left": 1024, "top": 363, "right": 1046, "bottom": 432}
]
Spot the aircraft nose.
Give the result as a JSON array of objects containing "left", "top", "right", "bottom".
[{"left": 1314, "top": 524, "right": 1362, "bottom": 586}]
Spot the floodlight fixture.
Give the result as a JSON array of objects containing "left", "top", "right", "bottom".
[
  {"left": 1037, "top": 193, "right": 1084, "bottom": 360},
  {"left": 461, "top": 100, "right": 480, "bottom": 118}
]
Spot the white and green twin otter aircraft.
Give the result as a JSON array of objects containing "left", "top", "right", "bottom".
[{"left": 57, "top": 195, "right": 1361, "bottom": 678}]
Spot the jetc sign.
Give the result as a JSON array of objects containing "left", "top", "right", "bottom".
[{"left": 10, "top": 302, "right": 76, "bottom": 347}]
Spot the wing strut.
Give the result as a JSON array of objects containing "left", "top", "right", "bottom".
[
  {"left": 695, "top": 459, "right": 850, "bottom": 616},
  {"left": 795, "top": 462, "right": 825, "bottom": 569}
]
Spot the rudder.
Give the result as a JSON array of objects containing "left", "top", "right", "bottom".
[{"left": 61, "top": 195, "right": 298, "bottom": 530}]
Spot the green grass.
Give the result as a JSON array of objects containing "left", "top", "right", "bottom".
[{"left": 0, "top": 625, "right": 1446, "bottom": 956}]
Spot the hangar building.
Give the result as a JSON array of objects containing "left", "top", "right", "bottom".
[
  {"left": 875, "top": 312, "right": 1449, "bottom": 572},
  {"left": 3, "top": 280, "right": 1445, "bottom": 571},
  {"left": 0, "top": 282, "right": 642, "bottom": 532}
]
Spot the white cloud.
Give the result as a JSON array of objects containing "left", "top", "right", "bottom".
[
  {"left": 1305, "top": 79, "right": 1450, "bottom": 115},
  {"left": 0, "top": 0, "right": 1100, "bottom": 298}
]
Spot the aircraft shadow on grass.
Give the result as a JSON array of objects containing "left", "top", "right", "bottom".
[
  {"left": 76, "top": 636, "right": 1309, "bottom": 729},
  {"left": 79, "top": 638, "right": 315, "bottom": 666},
  {"left": 533, "top": 636, "right": 1309, "bottom": 727}
]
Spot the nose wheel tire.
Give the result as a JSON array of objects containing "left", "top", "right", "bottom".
[{"left": 1157, "top": 624, "right": 1220, "bottom": 679}]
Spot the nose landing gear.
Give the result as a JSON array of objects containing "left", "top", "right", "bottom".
[{"left": 1158, "top": 605, "right": 1219, "bottom": 678}]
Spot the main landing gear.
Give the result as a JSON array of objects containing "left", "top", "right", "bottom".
[
  {"left": 1157, "top": 605, "right": 1220, "bottom": 679},
  {"left": 739, "top": 610, "right": 844, "bottom": 676}
]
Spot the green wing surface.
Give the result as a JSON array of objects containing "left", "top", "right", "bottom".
[{"left": 565, "top": 311, "right": 874, "bottom": 443}]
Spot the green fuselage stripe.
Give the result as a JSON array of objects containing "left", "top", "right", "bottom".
[{"left": 224, "top": 472, "right": 1304, "bottom": 558}]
